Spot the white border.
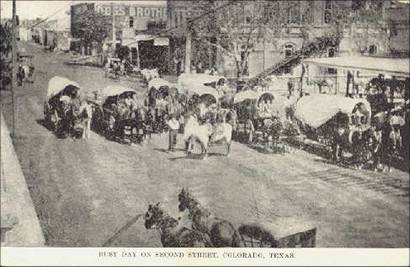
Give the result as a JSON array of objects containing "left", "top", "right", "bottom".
[{"left": 1, "top": 247, "right": 409, "bottom": 266}]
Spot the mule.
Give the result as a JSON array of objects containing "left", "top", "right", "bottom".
[
  {"left": 144, "top": 202, "right": 211, "bottom": 247},
  {"left": 178, "top": 188, "right": 240, "bottom": 247}
]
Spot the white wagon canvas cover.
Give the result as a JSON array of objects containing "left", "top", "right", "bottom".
[
  {"left": 295, "top": 94, "right": 371, "bottom": 128},
  {"left": 46, "top": 76, "right": 79, "bottom": 100},
  {"left": 100, "top": 85, "right": 136, "bottom": 97}
]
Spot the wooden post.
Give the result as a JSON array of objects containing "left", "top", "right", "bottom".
[
  {"left": 185, "top": 24, "right": 192, "bottom": 74},
  {"left": 136, "top": 42, "right": 140, "bottom": 69},
  {"left": 11, "top": 0, "right": 17, "bottom": 137}
]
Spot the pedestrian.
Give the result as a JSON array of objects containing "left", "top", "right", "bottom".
[
  {"left": 371, "top": 124, "right": 383, "bottom": 172},
  {"left": 17, "top": 64, "right": 25, "bottom": 86},
  {"left": 167, "top": 114, "right": 180, "bottom": 152},
  {"left": 80, "top": 100, "right": 93, "bottom": 139},
  {"left": 245, "top": 118, "right": 255, "bottom": 144}
]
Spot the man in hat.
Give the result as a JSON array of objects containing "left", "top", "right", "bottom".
[{"left": 166, "top": 114, "right": 180, "bottom": 152}]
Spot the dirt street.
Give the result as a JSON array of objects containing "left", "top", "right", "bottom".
[{"left": 1, "top": 42, "right": 408, "bottom": 247}]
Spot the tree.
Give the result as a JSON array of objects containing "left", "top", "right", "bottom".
[
  {"left": 191, "top": 1, "right": 316, "bottom": 79},
  {"left": 190, "top": 0, "right": 386, "bottom": 82},
  {"left": 75, "top": 7, "right": 111, "bottom": 53},
  {"left": 0, "top": 22, "right": 13, "bottom": 90}
]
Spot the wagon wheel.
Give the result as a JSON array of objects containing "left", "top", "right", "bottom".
[
  {"left": 188, "top": 136, "right": 204, "bottom": 158},
  {"left": 43, "top": 102, "right": 50, "bottom": 123}
]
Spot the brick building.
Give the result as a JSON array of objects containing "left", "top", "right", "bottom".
[
  {"left": 166, "top": 0, "right": 401, "bottom": 80},
  {"left": 70, "top": 2, "right": 168, "bottom": 70}
]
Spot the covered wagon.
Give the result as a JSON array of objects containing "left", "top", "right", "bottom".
[
  {"left": 91, "top": 85, "right": 143, "bottom": 142},
  {"left": 43, "top": 76, "right": 84, "bottom": 138},
  {"left": 294, "top": 94, "right": 372, "bottom": 163}
]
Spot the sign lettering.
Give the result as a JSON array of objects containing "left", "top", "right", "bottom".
[{"left": 95, "top": 4, "right": 167, "bottom": 20}]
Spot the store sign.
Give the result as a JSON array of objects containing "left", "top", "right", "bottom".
[
  {"left": 154, "top": 37, "right": 169, "bottom": 46},
  {"left": 95, "top": 4, "right": 167, "bottom": 20}
]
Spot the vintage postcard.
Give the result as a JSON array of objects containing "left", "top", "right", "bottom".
[{"left": 0, "top": 0, "right": 409, "bottom": 266}]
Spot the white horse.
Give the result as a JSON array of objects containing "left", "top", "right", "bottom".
[
  {"left": 141, "top": 68, "right": 160, "bottom": 82},
  {"left": 184, "top": 115, "right": 232, "bottom": 159},
  {"left": 78, "top": 101, "right": 93, "bottom": 139}
]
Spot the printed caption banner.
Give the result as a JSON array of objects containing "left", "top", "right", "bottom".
[{"left": 1, "top": 247, "right": 409, "bottom": 266}]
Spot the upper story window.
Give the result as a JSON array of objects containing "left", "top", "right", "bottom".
[
  {"left": 369, "top": 45, "right": 377, "bottom": 55},
  {"left": 129, "top": 17, "right": 134, "bottom": 28},
  {"left": 244, "top": 5, "right": 253, "bottom": 25},
  {"left": 174, "top": 12, "right": 178, "bottom": 27},
  {"left": 328, "top": 47, "right": 335, "bottom": 57},
  {"left": 327, "top": 47, "right": 337, "bottom": 74},
  {"left": 324, "top": 0, "right": 332, "bottom": 24},
  {"left": 284, "top": 43, "right": 295, "bottom": 58},
  {"left": 351, "top": 0, "right": 364, "bottom": 10},
  {"left": 287, "top": 1, "right": 301, "bottom": 24}
]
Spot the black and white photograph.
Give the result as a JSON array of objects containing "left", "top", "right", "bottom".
[{"left": 0, "top": 0, "right": 409, "bottom": 266}]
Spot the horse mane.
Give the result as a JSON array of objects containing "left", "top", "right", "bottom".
[
  {"left": 184, "top": 191, "right": 211, "bottom": 217},
  {"left": 160, "top": 214, "right": 179, "bottom": 230}
]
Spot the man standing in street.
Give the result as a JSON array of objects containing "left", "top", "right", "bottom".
[{"left": 167, "top": 114, "right": 180, "bottom": 152}]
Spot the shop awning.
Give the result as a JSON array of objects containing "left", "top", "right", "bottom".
[
  {"left": 304, "top": 56, "right": 410, "bottom": 77},
  {"left": 123, "top": 35, "right": 169, "bottom": 47}
]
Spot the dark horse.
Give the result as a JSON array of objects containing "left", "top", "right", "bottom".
[
  {"left": 178, "top": 188, "right": 240, "bottom": 247},
  {"left": 144, "top": 202, "right": 211, "bottom": 247}
]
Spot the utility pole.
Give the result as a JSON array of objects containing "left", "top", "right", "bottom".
[
  {"left": 11, "top": 0, "right": 17, "bottom": 137},
  {"left": 185, "top": 21, "right": 192, "bottom": 74},
  {"left": 111, "top": 2, "right": 116, "bottom": 57}
]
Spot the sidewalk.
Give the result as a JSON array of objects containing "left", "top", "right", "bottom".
[{"left": 1, "top": 113, "right": 45, "bottom": 246}]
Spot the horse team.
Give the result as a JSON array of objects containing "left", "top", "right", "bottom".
[{"left": 144, "top": 188, "right": 317, "bottom": 247}]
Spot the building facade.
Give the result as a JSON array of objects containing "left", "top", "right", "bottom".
[
  {"left": 166, "top": 0, "right": 399, "bottom": 80},
  {"left": 70, "top": 2, "right": 168, "bottom": 70}
]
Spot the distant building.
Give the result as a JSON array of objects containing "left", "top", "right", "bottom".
[{"left": 70, "top": 2, "right": 168, "bottom": 70}]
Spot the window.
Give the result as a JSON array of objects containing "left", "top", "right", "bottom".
[
  {"left": 351, "top": 0, "right": 364, "bottom": 10},
  {"left": 287, "top": 2, "right": 301, "bottom": 24},
  {"left": 284, "top": 43, "right": 295, "bottom": 58},
  {"left": 328, "top": 47, "right": 335, "bottom": 57},
  {"left": 325, "top": 0, "right": 332, "bottom": 10},
  {"left": 327, "top": 47, "right": 337, "bottom": 74},
  {"left": 284, "top": 43, "right": 295, "bottom": 74},
  {"left": 369, "top": 45, "right": 377, "bottom": 55},
  {"left": 180, "top": 11, "right": 184, "bottom": 25},
  {"left": 324, "top": 0, "right": 332, "bottom": 24},
  {"left": 129, "top": 17, "right": 134, "bottom": 28},
  {"left": 244, "top": 4, "right": 253, "bottom": 25}
]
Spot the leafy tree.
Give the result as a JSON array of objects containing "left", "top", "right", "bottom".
[
  {"left": 0, "top": 22, "right": 12, "bottom": 90},
  {"left": 189, "top": 0, "right": 386, "bottom": 81},
  {"left": 74, "top": 7, "right": 111, "bottom": 52}
]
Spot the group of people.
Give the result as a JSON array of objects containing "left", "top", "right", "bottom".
[{"left": 369, "top": 111, "right": 405, "bottom": 172}]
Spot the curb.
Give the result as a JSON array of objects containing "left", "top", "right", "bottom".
[{"left": 1, "top": 112, "right": 45, "bottom": 246}]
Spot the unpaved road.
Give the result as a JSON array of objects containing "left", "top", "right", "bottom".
[{"left": 1, "top": 42, "right": 409, "bottom": 247}]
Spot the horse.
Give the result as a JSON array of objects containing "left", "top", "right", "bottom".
[
  {"left": 178, "top": 188, "right": 240, "bottom": 247},
  {"left": 144, "top": 202, "right": 212, "bottom": 247},
  {"left": 184, "top": 115, "right": 232, "bottom": 159},
  {"left": 78, "top": 101, "right": 93, "bottom": 139}
]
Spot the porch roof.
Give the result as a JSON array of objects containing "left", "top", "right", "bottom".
[{"left": 304, "top": 56, "right": 410, "bottom": 77}]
